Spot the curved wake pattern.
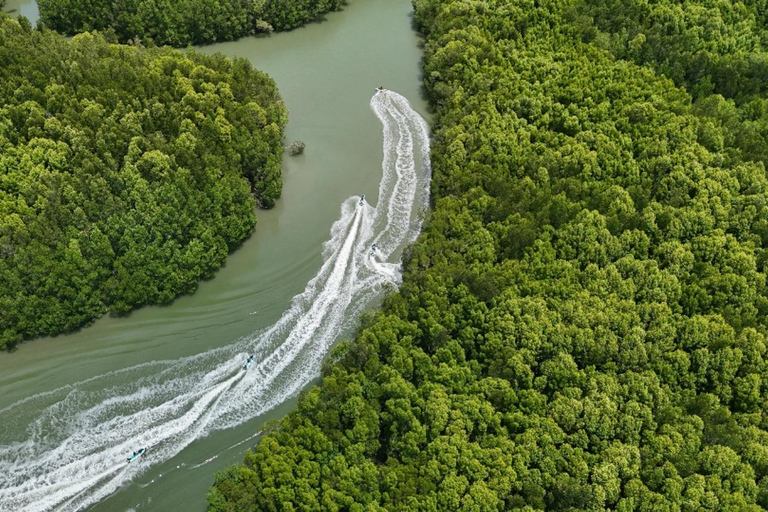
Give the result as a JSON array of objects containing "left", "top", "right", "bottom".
[{"left": 0, "top": 90, "right": 430, "bottom": 512}]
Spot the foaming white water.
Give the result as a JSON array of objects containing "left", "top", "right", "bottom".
[{"left": 0, "top": 90, "right": 430, "bottom": 512}]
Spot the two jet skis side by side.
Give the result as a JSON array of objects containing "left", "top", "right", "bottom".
[
  {"left": 127, "top": 448, "right": 146, "bottom": 463},
  {"left": 243, "top": 354, "right": 255, "bottom": 370}
]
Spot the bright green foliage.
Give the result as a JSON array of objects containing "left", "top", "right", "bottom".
[
  {"left": 209, "top": 0, "right": 768, "bottom": 510},
  {"left": 577, "top": 0, "right": 768, "bottom": 167},
  {"left": 37, "top": 0, "right": 349, "bottom": 46},
  {"left": 0, "top": 15, "right": 286, "bottom": 349}
]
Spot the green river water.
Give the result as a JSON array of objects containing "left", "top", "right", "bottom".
[{"left": 0, "top": 1, "right": 428, "bottom": 509}]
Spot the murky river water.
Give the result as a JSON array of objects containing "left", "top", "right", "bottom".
[{"left": 0, "top": 1, "right": 429, "bottom": 510}]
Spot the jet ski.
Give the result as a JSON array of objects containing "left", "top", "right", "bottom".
[
  {"left": 359, "top": 194, "right": 365, "bottom": 206},
  {"left": 376, "top": 86, "right": 385, "bottom": 92},
  {"left": 243, "top": 354, "right": 255, "bottom": 370},
  {"left": 127, "top": 448, "right": 146, "bottom": 463},
  {"left": 369, "top": 243, "right": 378, "bottom": 257}
]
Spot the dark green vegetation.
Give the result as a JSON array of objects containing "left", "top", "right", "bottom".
[
  {"left": 209, "top": 0, "right": 768, "bottom": 509},
  {"left": 37, "top": 0, "right": 348, "bottom": 46},
  {"left": 288, "top": 140, "right": 306, "bottom": 156},
  {"left": 0, "top": 15, "right": 286, "bottom": 349}
]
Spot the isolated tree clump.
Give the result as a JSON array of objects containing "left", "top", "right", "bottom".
[{"left": 288, "top": 141, "right": 306, "bottom": 156}]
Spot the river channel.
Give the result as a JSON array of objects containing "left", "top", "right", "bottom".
[{"left": 0, "top": 1, "right": 429, "bottom": 510}]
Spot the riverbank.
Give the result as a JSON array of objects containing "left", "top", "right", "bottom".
[
  {"left": 0, "top": 0, "right": 429, "bottom": 510},
  {"left": 208, "top": 0, "right": 768, "bottom": 509}
]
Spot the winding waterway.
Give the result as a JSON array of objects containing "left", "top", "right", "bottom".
[{"left": 0, "top": 1, "right": 430, "bottom": 510}]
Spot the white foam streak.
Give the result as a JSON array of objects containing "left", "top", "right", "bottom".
[{"left": 0, "top": 90, "right": 430, "bottom": 511}]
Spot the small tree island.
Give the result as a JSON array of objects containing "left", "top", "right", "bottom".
[{"left": 288, "top": 141, "right": 306, "bottom": 156}]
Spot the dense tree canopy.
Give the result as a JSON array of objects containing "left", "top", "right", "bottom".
[
  {"left": 0, "top": 15, "right": 286, "bottom": 349},
  {"left": 36, "top": 0, "right": 349, "bottom": 46},
  {"left": 577, "top": 0, "right": 768, "bottom": 168},
  {"left": 207, "top": 0, "right": 768, "bottom": 509}
]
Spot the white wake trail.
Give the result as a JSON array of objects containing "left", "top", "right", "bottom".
[{"left": 0, "top": 90, "right": 430, "bottom": 512}]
